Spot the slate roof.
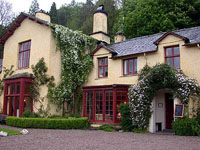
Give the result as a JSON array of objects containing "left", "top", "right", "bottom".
[
  {"left": 0, "top": 12, "right": 49, "bottom": 44},
  {"left": 107, "top": 26, "right": 200, "bottom": 58}
]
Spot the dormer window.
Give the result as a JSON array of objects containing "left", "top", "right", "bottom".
[
  {"left": 98, "top": 57, "right": 108, "bottom": 78},
  {"left": 165, "top": 46, "right": 180, "bottom": 69},
  {"left": 123, "top": 58, "right": 137, "bottom": 75},
  {"left": 18, "top": 41, "right": 31, "bottom": 69}
]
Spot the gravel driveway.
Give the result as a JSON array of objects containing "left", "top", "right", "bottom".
[{"left": 1, "top": 125, "right": 200, "bottom": 150}]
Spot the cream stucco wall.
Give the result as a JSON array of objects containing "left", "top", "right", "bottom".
[{"left": 0, "top": 18, "right": 62, "bottom": 115}]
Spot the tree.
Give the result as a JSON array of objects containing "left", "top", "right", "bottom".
[
  {"left": 28, "top": 0, "right": 40, "bottom": 16},
  {"left": 0, "top": 0, "right": 15, "bottom": 59},
  {"left": 80, "top": 0, "right": 95, "bottom": 34},
  {"left": 49, "top": 2, "right": 58, "bottom": 24},
  {"left": 0, "top": 0, "right": 14, "bottom": 26},
  {"left": 121, "top": 0, "right": 200, "bottom": 39}
]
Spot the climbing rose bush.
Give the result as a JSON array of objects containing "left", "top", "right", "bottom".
[{"left": 128, "top": 64, "right": 200, "bottom": 130}]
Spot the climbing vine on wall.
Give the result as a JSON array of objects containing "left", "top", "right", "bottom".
[
  {"left": 49, "top": 24, "right": 96, "bottom": 113},
  {"left": 31, "top": 58, "right": 55, "bottom": 117},
  {"left": 129, "top": 63, "right": 200, "bottom": 130},
  {"left": 0, "top": 65, "right": 14, "bottom": 96}
]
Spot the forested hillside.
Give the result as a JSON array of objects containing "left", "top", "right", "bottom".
[{"left": 49, "top": 0, "right": 200, "bottom": 40}]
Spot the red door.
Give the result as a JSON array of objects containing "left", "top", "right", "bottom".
[{"left": 165, "top": 93, "right": 174, "bottom": 129}]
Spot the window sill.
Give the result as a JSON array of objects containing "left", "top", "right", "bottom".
[
  {"left": 17, "top": 67, "right": 30, "bottom": 70},
  {"left": 95, "top": 77, "right": 108, "bottom": 80},
  {"left": 120, "top": 74, "right": 138, "bottom": 77}
]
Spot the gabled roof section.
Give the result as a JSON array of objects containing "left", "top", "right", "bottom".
[
  {"left": 90, "top": 44, "right": 117, "bottom": 56},
  {"left": 154, "top": 32, "right": 189, "bottom": 45},
  {"left": 107, "top": 26, "right": 200, "bottom": 58},
  {"left": 0, "top": 12, "right": 49, "bottom": 44}
]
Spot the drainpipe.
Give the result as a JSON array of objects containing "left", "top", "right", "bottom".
[
  {"left": 197, "top": 44, "right": 200, "bottom": 49},
  {"left": 144, "top": 53, "right": 147, "bottom": 65}
]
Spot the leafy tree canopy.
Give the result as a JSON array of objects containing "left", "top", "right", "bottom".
[
  {"left": 116, "top": 0, "right": 200, "bottom": 39},
  {"left": 49, "top": 2, "right": 58, "bottom": 24}
]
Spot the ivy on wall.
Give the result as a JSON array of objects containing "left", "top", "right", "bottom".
[
  {"left": 0, "top": 65, "right": 14, "bottom": 95},
  {"left": 49, "top": 24, "right": 96, "bottom": 114},
  {"left": 129, "top": 63, "right": 200, "bottom": 130},
  {"left": 31, "top": 58, "right": 55, "bottom": 117}
]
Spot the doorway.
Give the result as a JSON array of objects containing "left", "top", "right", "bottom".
[{"left": 165, "top": 93, "right": 174, "bottom": 129}]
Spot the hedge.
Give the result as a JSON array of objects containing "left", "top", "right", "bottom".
[
  {"left": 6, "top": 117, "right": 89, "bottom": 129},
  {"left": 172, "top": 117, "right": 200, "bottom": 136}
]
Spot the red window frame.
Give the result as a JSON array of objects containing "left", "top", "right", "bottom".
[
  {"left": 165, "top": 46, "right": 180, "bottom": 69},
  {"left": 98, "top": 57, "right": 108, "bottom": 78},
  {"left": 83, "top": 85, "right": 129, "bottom": 123},
  {"left": 3, "top": 78, "right": 33, "bottom": 117},
  {"left": 123, "top": 58, "right": 137, "bottom": 76},
  {"left": 18, "top": 41, "right": 31, "bottom": 69}
]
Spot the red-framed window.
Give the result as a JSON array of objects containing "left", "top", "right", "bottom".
[
  {"left": 98, "top": 57, "right": 108, "bottom": 78},
  {"left": 18, "top": 41, "right": 31, "bottom": 69},
  {"left": 165, "top": 46, "right": 180, "bottom": 69},
  {"left": 123, "top": 58, "right": 137, "bottom": 75},
  {"left": 83, "top": 85, "right": 128, "bottom": 123},
  {"left": 3, "top": 78, "right": 33, "bottom": 117}
]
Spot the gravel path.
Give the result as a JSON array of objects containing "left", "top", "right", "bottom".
[{"left": 1, "top": 125, "right": 200, "bottom": 150}]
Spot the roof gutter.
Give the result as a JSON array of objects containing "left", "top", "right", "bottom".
[{"left": 111, "top": 49, "right": 157, "bottom": 59}]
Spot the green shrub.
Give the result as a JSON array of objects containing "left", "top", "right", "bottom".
[
  {"left": 103, "top": 128, "right": 115, "bottom": 132},
  {"left": 172, "top": 117, "right": 200, "bottom": 136},
  {"left": 98, "top": 124, "right": 115, "bottom": 132},
  {"left": 6, "top": 116, "right": 89, "bottom": 129},
  {"left": 48, "top": 115, "right": 65, "bottom": 119},
  {"left": 119, "top": 103, "right": 133, "bottom": 131},
  {"left": 21, "top": 110, "right": 40, "bottom": 118},
  {"left": 68, "top": 114, "right": 81, "bottom": 118},
  {"left": 98, "top": 124, "right": 114, "bottom": 130}
]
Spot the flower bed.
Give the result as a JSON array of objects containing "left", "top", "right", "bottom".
[{"left": 6, "top": 116, "right": 89, "bottom": 129}]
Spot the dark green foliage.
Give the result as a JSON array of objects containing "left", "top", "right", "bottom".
[
  {"left": 172, "top": 117, "right": 200, "bottom": 136},
  {"left": 98, "top": 124, "right": 115, "bottom": 132},
  {"left": 21, "top": 110, "right": 40, "bottom": 118},
  {"left": 103, "top": 128, "right": 115, "bottom": 132},
  {"left": 118, "top": 0, "right": 200, "bottom": 39},
  {"left": 6, "top": 116, "right": 89, "bottom": 129},
  {"left": 98, "top": 124, "right": 114, "bottom": 130},
  {"left": 0, "top": 65, "right": 14, "bottom": 95},
  {"left": 49, "top": 2, "right": 58, "bottom": 24},
  {"left": 56, "top": 0, "right": 119, "bottom": 36},
  {"left": 48, "top": 115, "right": 65, "bottom": 119},
  {"left": 31, "top": 58, "right": 55, "bottom": 116},
  {"left": 119, "top": 103, "right": 133, "bottom": 131},
  {"left": 68, "top": 114, "right": 81, "bottom": 118}
]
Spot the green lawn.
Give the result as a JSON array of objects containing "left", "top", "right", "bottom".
[{"left": 0, "top": 128, "right": 20, "bottom": 136}]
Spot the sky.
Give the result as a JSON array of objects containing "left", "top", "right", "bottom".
[{"left": 7, "top": 0, "right": 86, "bottom": 13}]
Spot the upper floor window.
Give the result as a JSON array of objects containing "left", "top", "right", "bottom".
[
  {"left": 18, "top": 41, "right": 31, "bottom": 69},
  {"left": 165, "top": 46, "right": 180, "bottom": 69},
  {"left": 123, "top": 58, "right": 137, "bottom": 75},
  {"left": 98, "top": 57, "right": 108, "bottom": 78}
]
